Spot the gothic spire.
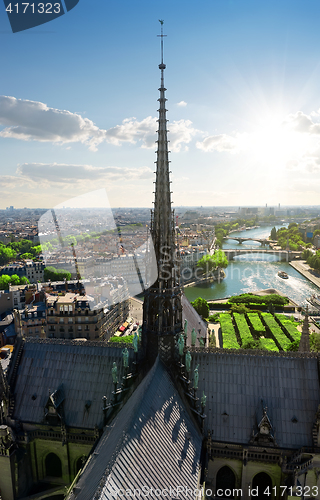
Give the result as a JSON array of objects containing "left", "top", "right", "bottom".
[
  {"left": 152, "top": 20, "right": 176, "bottom": 287},
  {"left": 142, "top": 22, "right": 183, "bottom": 365}
]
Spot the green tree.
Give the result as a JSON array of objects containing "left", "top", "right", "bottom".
[
  {"left": 191, "top": 297, "right": 209, "bottom": 319},
  {"left": 0, "top": 245, "right": 17, "bottom": 265},
  {"left": 44, "top": 266, "right": 72, "bottom": 282},
  {"left": 197, "top": 250, "right": 228, "bottom": 275},
  {"left": 20, "top": 276, "right": 30, "bottom": 285},
  {"left": 10, "top": 274, "right": 21, "bottom": 286},
  {"left": 30, "top": 245, "right": 42, "bottom": 257},
  {"left": 0, "top": 275, "right": 12, "bottom": 290},
  {"left": 310, "top": 332, "right": 320, "bottom": 351},
  {"left": 270, "top": 227, "right": 277, "bottom": 240},
  {"left": 197, "top": 254, "right": 216, "bottom": 274},
  {"left": 212, "top": 249, "right": 228, "bottom": 269},
  {"left": 20, "top": 253, "right": 34, "bottom": 260},
  {"left": 0, "top": 274, "right": 30, "bottom": 289}
]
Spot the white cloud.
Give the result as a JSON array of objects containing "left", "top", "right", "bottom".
[
  {"left": 0, "top": 96, "right": 105, "bottom": 151},
  {"left": 196, "top": 133, "right": 241, "bottom": 153},
  {"left": 17, "top": 163, "right": 154, "bottom": 185},
  {"left": 177, "top": 101, "right": 187, "bottom": 107},
  {"left": 283, "top": 111, "right": 320, "bottom": 135},
  {"left": 105, "top": 116, "right": 156, "bottom": 147},
  {"left": 105, "top": 116, "right": 198, "bottom": 152},
  {"left": 169, "top": 119, "right": 198, "bottom": 152},
  {"left": 0, "top": 96, "right": 197, "bottom": 153}
]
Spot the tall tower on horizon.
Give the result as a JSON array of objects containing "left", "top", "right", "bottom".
[{"left": 142, "top": 21, "right": 183, "bottom": 365}]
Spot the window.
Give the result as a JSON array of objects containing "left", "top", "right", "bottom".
[
  {"left": 45, "top": 453, "right": 62, "bottom": 478},
  {"left": 78, "top": 326, "right": 82, "bottom": 331},
  {"left": 216, "top": 467, "right": 236, "bottom": 498}
]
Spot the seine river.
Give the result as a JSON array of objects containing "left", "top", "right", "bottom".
[{"left": 184, "top": 225, "right": 320, "bottom": 306}]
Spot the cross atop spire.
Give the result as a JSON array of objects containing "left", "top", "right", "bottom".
[{"left": 157, "top": 20, "right": 167, "bottom": 83}]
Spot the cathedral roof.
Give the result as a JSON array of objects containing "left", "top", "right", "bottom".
[
  {"left": 11, "top": 338, "right": 133, "bottom": 429},
  {"left": 190, "top": 350, "right": 320, "bottom": 449},
  {"left": 67, "top": 358, "right": 202, "bottom": 500}
]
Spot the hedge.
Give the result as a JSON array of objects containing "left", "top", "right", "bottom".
[
  {"left": 233, "top": 313, "right": 252, "bottom": 346},
  {"left": 261, "top": 313, "right": 291, "bottom": 350},
  {"left": 109, "top": 335, "right": 133, "bottom": 343},
  {"left": 275, "top": 315, "right": 301, "bottom": 342},
  {"left": 220, "top": 313, "right": 240, "bottom": 349},
  {"left": 247, "top": 313, "right": 266, "bottom": 336},
  {"left": 260, "top": 338, "right": 279, "bottom": 351},
  {"left": 228, "top": 293, "right": 289, "bottom": 306}
]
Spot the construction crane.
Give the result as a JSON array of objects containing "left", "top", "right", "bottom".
[
  {"left": 70, "top": 243, "right": 81, "bottom": 282},
  {"left": 51, "top": 209, "right": 83, "bottom": 294}
]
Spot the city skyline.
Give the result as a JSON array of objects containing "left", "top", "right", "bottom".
[{"left": 1, "top": 1, "right": 320, "bottom": 208}]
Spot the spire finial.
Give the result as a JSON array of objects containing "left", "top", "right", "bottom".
[{"left": 158, "top": 20, "right": 167, "bottom": 73}]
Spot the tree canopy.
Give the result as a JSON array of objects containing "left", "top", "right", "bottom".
[
  {"left": 0, "top": 274, "right": 30, "bottom": 290},
  {"left": 197, "top": 250, "right": 228, "bottom": 274},
  {"left": 191, "top": 297, "right": 209, "bottom": 319},
  {"left": 44, "top": 266, "right": 72, "bottom": 282}
]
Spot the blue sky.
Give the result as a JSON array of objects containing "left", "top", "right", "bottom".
[{"left": 1, "top": 0, "right": 320, "bottom": 208}]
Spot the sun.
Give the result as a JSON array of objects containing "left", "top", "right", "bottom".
[{"left": 242, "top": 112, "right": 314, "bottom": 170}]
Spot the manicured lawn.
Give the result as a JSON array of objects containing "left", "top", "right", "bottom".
[
  {"left": 220, "top": 313, "right": 240, "bottom": 349},
  {"left": 247, "top": 313, "right": 266, "bottom": 336},
  {"left": 233, "top": 313, "right": 253, "bottom": 346},
  {"left": 275, "top": 314, "right": 301, "bottom": 342},
  {"left": 259, "top": 338, "right": 279, "bottom": 351},
  {"left": 261, "top": 313, "right": 291, "bottom": 350}
]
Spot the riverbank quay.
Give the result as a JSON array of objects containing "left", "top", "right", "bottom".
[
  {"left": 289, "top": 260, "right": 320, "bottom": 290},
  {"left": 182, "top": 269, "right": 226, "bottom": 288}
]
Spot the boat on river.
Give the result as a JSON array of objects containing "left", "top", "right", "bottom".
[
  {"left": 278, "top": 271, "right": 289, "bottom": 279},
  {"left": 307, "top": 294, "right": 320, "bottom": 309}
]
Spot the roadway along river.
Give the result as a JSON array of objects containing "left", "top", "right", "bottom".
[{"left": 184, "top": 225, "right": 320, "bottom": 306}]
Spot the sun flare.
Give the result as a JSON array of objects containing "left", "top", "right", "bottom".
[{"left": 243, "top": 113, "right": 316, "bottom": 171}]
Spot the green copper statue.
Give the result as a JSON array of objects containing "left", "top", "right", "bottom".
[
  {"left": 185, "top": 351, "right": 192, "bottom": 373},
  {"left": 184, "top": 319, "right": 188, "bottom": 337},
  {"left": 133, "top": 331, "right": 139, "bottom": 353},
  {"left": 122, "top": 348, "right": 129, "bottom": 368},
  {"left": 201, "top": 391, "right": 207, "bottom": 408},
  {"left": 193, "top": 364, "right": 199, "bottom": 390},
  {"left": 178, "top": 333, "right": 185, "bottom": 357},
  {"left": 191, "top": 328, "right": 197, "bottom": 346},
  {"left": 199, "top": 337, "right": 205, "bottom": 347},
  {"left": 112, "top": 362, "right": 118, "bottom": 384}
]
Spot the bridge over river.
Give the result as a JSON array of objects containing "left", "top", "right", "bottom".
[
  {"left": 223, "top": 248, "right": 302, "bottom": 261},
  {"left": 223, "top": 236, "right": 278, "bottom": 245}
]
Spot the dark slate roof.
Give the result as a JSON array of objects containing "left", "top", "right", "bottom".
[
  {"left": 12, "top": 339, "right": 133, "bottom": 429},
  {"left": 191, "top": 350, "right": 320, "bottom": 449},
  {"left": 68, "top": 359, "right": 202, "bottom": 500}
]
